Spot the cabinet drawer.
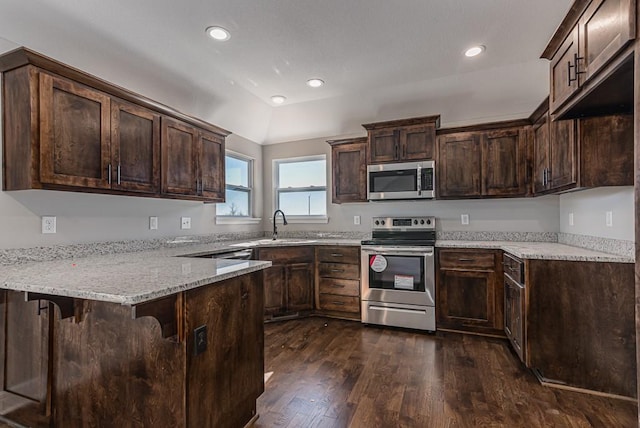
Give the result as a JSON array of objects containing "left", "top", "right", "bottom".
[
  {"left": 318, "top": 278, "right": 359, "bottom": 297},
  {"left": 503, "top": 253, "right": 524, "bottom": 284},
  {"left": 318, "top": 262, "right": 359, "bottom": 280},
  {"left": 256, "top": 246, "right": 314, "bottom": 264},
  {"left": 439, "top": 250, "right": 496, "bottom": 270},
  {"left": 316, "top": 246, "right": 360, "bottom": 264},
  {"left": 318, "top": 294, "right": 360, "bottom": 313}
]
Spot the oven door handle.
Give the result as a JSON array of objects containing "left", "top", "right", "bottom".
[{"left": 362, "top": 246, "right": 434, "bottom": 255}]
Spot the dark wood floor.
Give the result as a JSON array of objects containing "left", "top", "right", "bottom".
[{"left": 255, "top": 317, "right": 638, "bottom": 428}]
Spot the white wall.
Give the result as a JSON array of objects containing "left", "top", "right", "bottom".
[
  {"left": 559, "top": 187, "right": 635, "bottom": 241},
  {"left": 262, "top": 136, "right": 560, "bottom": 233},
  {"left": 0, "top": 70, "right": 263, "bottom": 249}
]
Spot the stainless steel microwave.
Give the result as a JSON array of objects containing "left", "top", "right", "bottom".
[{"left": 367, "top": 160, "right": 435, "bottom": 201}]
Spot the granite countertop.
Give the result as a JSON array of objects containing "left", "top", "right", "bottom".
[
  {"left": 0, "top": 236, "right": 632, "bottom": 305},
  {"left": 436, "top": 240, "right": 634, "bottom": 263},
  {"left": 0, "top": 250, "right": 272, "bottom": 305}
]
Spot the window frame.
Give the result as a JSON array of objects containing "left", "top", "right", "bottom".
[
  {"left": 216, "top": 151, "right": 254, "bottom": 218},
  {"left": 273, "top": 154, "right": 328, "bottom": 221}
]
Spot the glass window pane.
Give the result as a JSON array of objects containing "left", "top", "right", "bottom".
[
  {"left": 278, "top": 190, "right": 326, "bottom": 216},
  {"left": 278, "top": 159, "right": 326, "bottom": 188},
  {"left": 226, "top": 156, "right": 249, "bottom": 187},
  {"left": 216, "top": 189, "right": 250, "bottom": 216}
]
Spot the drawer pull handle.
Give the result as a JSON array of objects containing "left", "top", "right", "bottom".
[
  {"left": 332, "top": 301, "right": 346, "bottom": 306},
  {"left": 331, "top": 269, "right": 345, "bottom": 273},
  {"left": 328, "top": 284, "right": 345, "bottom": 288},
  {"left": 458, "top": 258, "right": 474, "bottom": 262},
  {"left": 330, "top": 253, "right": 344, "bottom": 257}
]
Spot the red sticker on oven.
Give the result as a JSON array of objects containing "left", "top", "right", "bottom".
[{"left": 370, "top": 255, "right": 388, "bottom": 272}]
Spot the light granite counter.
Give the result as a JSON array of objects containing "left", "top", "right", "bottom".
[
  {"left": 436, "top": 240, "right": 634, "bottom": 263},
  {"left": 0, "top": 250, "right": 272, "bottom": 305}
]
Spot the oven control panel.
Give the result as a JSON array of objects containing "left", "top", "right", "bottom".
[{"left": 371, "top": 216, "right": 436, "bottom": 230}]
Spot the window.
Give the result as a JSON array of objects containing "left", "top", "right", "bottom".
[
  {"left": 274, "top": 155, "right": 327, "bottom": 217},
  {"left": 216, "top": 152, "right": 252, "bottom": 217}
]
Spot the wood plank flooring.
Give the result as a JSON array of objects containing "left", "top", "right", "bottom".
[{"left": 255, "top": 317, "right": 638, "bottom": 428}]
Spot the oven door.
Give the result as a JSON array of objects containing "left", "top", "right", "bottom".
[{"left": 360, "top": 246, "right": 435, "bottom": 307}]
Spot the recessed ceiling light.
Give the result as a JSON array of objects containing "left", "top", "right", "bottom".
[
  {"left": 465, "top": 45, "right": 485, "bottom": 57},
  {"left": 271, "top": 95, "right": 286, "bottom": 104},
  {"left": 206, "top": 26, "right": 231, "bottom": 41},
  {"left": 306, "top": 78, "right": 324, "bottom": 88}
]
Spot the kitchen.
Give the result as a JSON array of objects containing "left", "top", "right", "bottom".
[{"left": 0, "top": 0, "right": 638, "bottom": 427}]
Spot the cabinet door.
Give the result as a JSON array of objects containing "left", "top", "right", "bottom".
[
  {"left": 161, "top": 117, "right": 198, "bottom": 196},
  {"left": 286, "top": 262, "right": 314, "bottom": 312},
  {"left": 198, "top": 130, "right": 225, "bottom": 201},
  {"left": 332, "top": 140, "right": 367, "bottom": 203},
  {"left": 548, "top": 118, "right": 577, "bottom": 191},
  {"left": 368, "top": 129, "right": 397, "bottom": 163},
  {"left": 579, "top": 0, "right": 635, "bottom": 83},
  {"left": 482, "top": 128, "right": 527, "bottom": 197},
  {"left": 532, "top": 114, "right": 550, "bottom": 194},
  {"left": 437, "top": 133, "right": 481, "bottom": 198},
  {"left": 550, "top": 26, "right": 580, "bottom": 113},
  {"left": 39, "top": 73, "right": 111, "bottom": 189},
  {"left": 504, "top": 276, "right": 525, "bottom": 363},
  {"left": 110, "top": 100, "right": 160, "bottom": 193},
  {"left": 263, "top": 264, "right": 287, "bottom": 315},
  {"left": 437, "top": 269, "right": 497, "bottom": 331},
  {"left": 399, "top": 124, "right": 435, "bottom": 161}
]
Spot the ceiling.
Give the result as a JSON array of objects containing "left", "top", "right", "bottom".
[{"left": 0, "top": 0, "right": 572, "bottom": 144}]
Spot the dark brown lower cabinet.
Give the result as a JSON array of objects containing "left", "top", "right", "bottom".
[
  {"left": 503, "top": 253, "right": 525, "bottom": 363},
  {"left": 436, "top": 249, "right": 505, "bottom": 336},
  {"left": 527, "top": 259, "right": 636, "bottom": 398},
  {"left": 315, "top": 246, "right": 361, "bottom": 320},
  {"left": 257, "top": 246, "right": 315, "bottom": 319},
  {"left": 0, "top": 272, "right": 264, "bottom": 427}
]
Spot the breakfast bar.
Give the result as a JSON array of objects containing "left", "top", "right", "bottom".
[{"left": 0, "top": 252, "right": 271, "bottom": 428}]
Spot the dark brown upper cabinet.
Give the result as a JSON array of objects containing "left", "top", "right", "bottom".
[
  {"left": 111, "top": 100, "right": 161, "bottom": 194},
  {"left": 362, "top": 116, "right": 440, "bottom": 164},
  {"left": 327, "top": 137, "right": 367, "bottom": 203},
  {"left": 0, "top": 47, "right": 229, "bottom": 202},
  {"left": 543, "top": 0, "right": 635, "bottom": 117},
  {"left": 437, "top": 122, "right": 528, "bottom": 199},
  {"left": 161, "top": 117, "right": 225, "bottom": 202},
  {"left": 530, "top": 97, "right": 633, "bottom": 195}
]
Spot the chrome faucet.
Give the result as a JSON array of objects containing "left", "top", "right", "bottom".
[{"left": 272, "top": 209, "right": 288, "bottom": 240}]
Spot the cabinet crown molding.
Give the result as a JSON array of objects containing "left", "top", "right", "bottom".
[
  {"left": 361, "top": 115, "right": 441, "bottom": 130},
  {"left": 0, "top": 47, "right": 231, "bottom": 137}
]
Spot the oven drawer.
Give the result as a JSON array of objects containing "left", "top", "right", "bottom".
[
  {"left": 319, "top": 294, "right": 360, "bottom": 313},
  {"left": 318, "top": 278, "right": 359, "bottom": 296},
  {"left": 439, "top": 249, "right": 496, "bottom": 269},
  {"left": 318, "top": 262, "right": 359, "bottom": 280},
  {"left": 317, "top": 246, "right": 360, "bottom": 264}
]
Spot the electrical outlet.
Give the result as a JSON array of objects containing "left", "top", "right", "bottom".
[
  {"left": 194, "top": 325, "right": 207, "bottom": 355},
  {"left": 42, "top": 216, "right": 57, "bottom": 234},
  {"left": 461, "top": 214, "right": 469, "bottom": 225},
  {"left": 149, "top": 216, "right": 158, "bottom": 230},
  {"left": 354, "top": 215, "right": 361, "bottom": 225},
  {"left": 568, "top": 213, "right": 574, "bottom": 226},
  {"left": 181, "top": 217, "right": 191, "bottom": 230},
  {"left": 606, "top": 211, "right": 613, "bottom": 227}
]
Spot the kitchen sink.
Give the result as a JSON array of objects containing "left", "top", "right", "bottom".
[{"left": 230, "top": 238, "right": 318, "bottom": 247}]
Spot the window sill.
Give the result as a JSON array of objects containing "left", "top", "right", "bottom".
[
  {"left": 215, "top": 217, "right": 262, "bottom": 225},
  {"left": 275, "top": 216, "right": 329, "bottom": 224}
]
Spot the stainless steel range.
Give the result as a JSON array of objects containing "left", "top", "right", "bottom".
[{"left": 360, "top": 216, "right": 436, "bottom": 331}]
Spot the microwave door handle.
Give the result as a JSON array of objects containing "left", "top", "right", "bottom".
[{"left": 417, "top": 165, "right": 422, "bottom": 195}]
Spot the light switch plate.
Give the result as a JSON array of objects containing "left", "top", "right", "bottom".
[
  {"left": 606, "top": 211, "right": 613, "bottom": 227},
  {"left": 568, "top": 213, "right": 574, "bottom": 226},
  {"left": 42, "top": 216, "right": 56, "bottom": 234},
  {"left": 149, "top": 216, "right": 158, "bottom": 230},
  {"left": 461, "top": 214, "right": 469, "bottom": 225},
  {"left": 354, "top": 215, "right": 361, "bottom": 225},
  {"left": 181, "top": 217, "right": 191, "bottom": 229}
]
